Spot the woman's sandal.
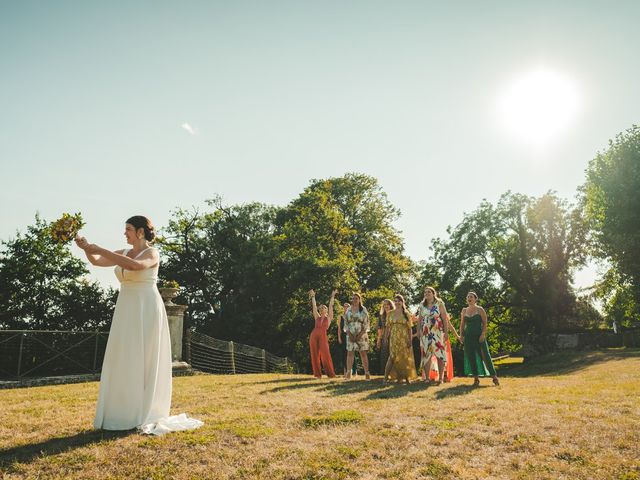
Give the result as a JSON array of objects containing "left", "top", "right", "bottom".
[
  {"left": 472, "top": 378, "right": 480, "bottom": 387},
  {"left": 492, "top": 376, "right": 500, "bottom": 386}
]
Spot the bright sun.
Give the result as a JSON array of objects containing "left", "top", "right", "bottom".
[{"left": 498, "top": 68, "right": 580, "bottom": 146}]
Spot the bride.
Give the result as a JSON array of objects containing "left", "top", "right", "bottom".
[{"left": 75, "top": 215, "right": 202, "bottom": 435}]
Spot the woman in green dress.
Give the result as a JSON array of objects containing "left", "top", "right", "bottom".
[
  {"left": 459, "top": 292, "right": 500, "bottom": 386},
  {"left": 383, "top": 294, "right": 417, "bottom": 384}
]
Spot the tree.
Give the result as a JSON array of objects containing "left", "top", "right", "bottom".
[
  {"left": 158, "top": 198, "right": 280, "bottom": 346},
  {"left": 0, "top": 215, "right": 116, "bottom": 330},
  {"left": 582, "top": 125, "right": 640, "bottom": 325},
  {"left": 272, "top": 173, "right": 416, "bottom": 366},
  {"left": 270, "top": 180, "right": 360, "bottom": 363},
  {"left": 419, "top": 191, "right": 595, "bottom": 336},
  {"left": 285, "top": 174, "right": 415, "bottom": 297}
]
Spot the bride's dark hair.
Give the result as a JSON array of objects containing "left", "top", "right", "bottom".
[{"left": 126, "top": 215, "right": 156, "bottom": 242}]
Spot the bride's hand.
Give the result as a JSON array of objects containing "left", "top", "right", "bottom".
[{"left": 75, "top": 236, "right": 89, "bottom": 250}]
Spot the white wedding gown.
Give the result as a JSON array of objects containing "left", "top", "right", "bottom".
[{"left": 94, "top": 247, "right": 202, "bottom": 435}]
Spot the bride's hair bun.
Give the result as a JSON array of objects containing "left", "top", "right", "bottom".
[{"left": 126, "top": 215, "right": 156, "bottom": 242}]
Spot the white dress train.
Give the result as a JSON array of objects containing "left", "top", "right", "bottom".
[{"left": 94, "top": 247, "right": 202, "bottom": 435}]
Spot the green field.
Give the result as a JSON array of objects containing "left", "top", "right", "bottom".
[{"left": 1, "top": 349, "right": 639, "bottom": 479}]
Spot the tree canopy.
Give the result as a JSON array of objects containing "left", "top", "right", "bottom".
[
  {"left": 417, "top": 191, "right": 600, "bottom": 335},
  {"left": 582, "top": 125, "right": 640, "bottom": 325},
  {"left": 0, "top": 215, "right": 115, "bottom": 330}
]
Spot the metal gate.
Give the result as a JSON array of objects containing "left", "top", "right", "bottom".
[
  {"left": 0, "top": 330, "right": 108, "bottom": 379},
  {"left": 189, "top": 331, "right": 294, "bottom": 374}
]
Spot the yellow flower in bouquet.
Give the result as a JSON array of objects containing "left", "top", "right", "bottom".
[{"left": 50, "top": 213, "right": 85, "bottom": 244}]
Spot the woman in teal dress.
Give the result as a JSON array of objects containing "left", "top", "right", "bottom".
[{"left": 459, "top": 292, "right": 499, "bottom": 386}]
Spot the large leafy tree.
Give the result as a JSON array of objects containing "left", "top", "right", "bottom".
[
  {"left": 158, "top": 198, "right": 280, "bottom": 346},
  {"left": 271, "top": 179, "right": 361, "bottom": 363},
  {"left": 0, "top": 215, "right": 116, "bottom": 330},
  {"left": 282, "top": 174, "right": 415, "bottom": 299},
  {"left": 419, "top": 192, "right": 597, "bottom": 336},
  {"left": 582, "top": 125, "right": 640, "bottom": 325}
]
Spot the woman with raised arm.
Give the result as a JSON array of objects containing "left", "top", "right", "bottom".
[
  {"left": 308, "top": 289, "right": 337, "bottom": 379},
  {"left": 460, "top": 292, "right": 499, "bottom": 386},
  {"left": 75, "top": 216, "right": 202, "bottom": 434},
  {"left": 383, "top": 295, "right": 417, "bottom": 384},
  {"left": 344, "top": 292, "right": 371, "bottom": 380},
  {"left": 416, "top": 286, "right": 451, "bottom": 385}
]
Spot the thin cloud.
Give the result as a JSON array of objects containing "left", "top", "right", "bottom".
[{"left": 181, "top": 122, "right": 198, "bottom": 135}]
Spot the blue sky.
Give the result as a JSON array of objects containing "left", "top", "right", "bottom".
[{"left": 1, "top": 1, "right": 638, "bottom": 289}]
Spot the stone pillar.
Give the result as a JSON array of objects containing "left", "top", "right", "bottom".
[{"left": 159, "top": 287, "right": 191, "bottom": 375}]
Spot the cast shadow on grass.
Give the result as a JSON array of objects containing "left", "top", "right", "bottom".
[
  {"left": 252, "top": 377, "right": 318, "bottom": 385},
  {"left": 261, "top": 377, "right": 386, "bottom": 396},
  {"left": 362, "top": 382, "right": 427, "bottom": 400},
  {"left": 0, "top": 429, "right": 133, "bottom": 468},
  {"left": 433, "top": 384, "right": 491, "bottom": 399},
  {"left": 261, "top": 377, "right": 461, "bottom": 400},
  {"left": 498, "top": 348, "right": 639, "bottom": 378}
]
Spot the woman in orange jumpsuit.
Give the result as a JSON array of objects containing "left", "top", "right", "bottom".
[{"left": 308, "top": 289, "right": 337, "bottom": 378}]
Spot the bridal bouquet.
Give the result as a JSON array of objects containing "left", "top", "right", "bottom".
[{"left": 50, "top": 213, "right": 85, "bottom": 244}]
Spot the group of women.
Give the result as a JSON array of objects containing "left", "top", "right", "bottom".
[{"left": 308, "top": 287, "right": 500, "bottom": 386}]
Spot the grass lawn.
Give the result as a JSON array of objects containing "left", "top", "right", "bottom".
[{"left": 1, "top": 349, "right": 639, "bottom": 479}]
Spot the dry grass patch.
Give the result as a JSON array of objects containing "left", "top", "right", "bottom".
[
  {"left": 302, "top": 409, "right": 364, "bottom": 428},
  {"left": 419, "top": 459, "right": 455, "bottom": 478},
  {"left": 0, "top": 349, "right": 639, "bottom": 479}
]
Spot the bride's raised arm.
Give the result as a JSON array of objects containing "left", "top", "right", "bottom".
[
  {"left": 95, "top": 247, "right": 158, "bottom": 270},
  {"left": 75, "top": 236, "right": 118, "bottom": 267},
  {"left": 77, "top": 238, "right": 158, "bottom": 270}
]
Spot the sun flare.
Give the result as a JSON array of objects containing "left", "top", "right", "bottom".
[{"left": 498, "top": 68, "right": 580, "bottom": 146}]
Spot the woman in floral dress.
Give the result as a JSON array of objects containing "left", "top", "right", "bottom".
[
  {"left": 416, "top": 286, "right": 451, "bottom": 385},
  {"left": 344, "top": 293, "right": 371, "bottom": 380},
  {"left": 428, "top": 315, "right": 461, "bottom": 382},
  {"left": 383, "top": 295, "right": 417, "bottom": 384},
  {"left": 337, "top": 302, "right": 357, "bottom": 377}
]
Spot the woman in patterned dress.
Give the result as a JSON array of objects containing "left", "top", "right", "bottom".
[
  {"left": 383, "top": 295, "right": 417, "bottom": 384},
  {"left": 427, "top": 315, "right": 461, "bottom": 382},
  {"left": 344, "top": 292, "right": 371, "bottom": 380},
  {"left": 337, "top": 302, "right": 357, "bottom": 377},
  {"left": 416, "top": 286, "right": 452, "bottom": 385}
]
